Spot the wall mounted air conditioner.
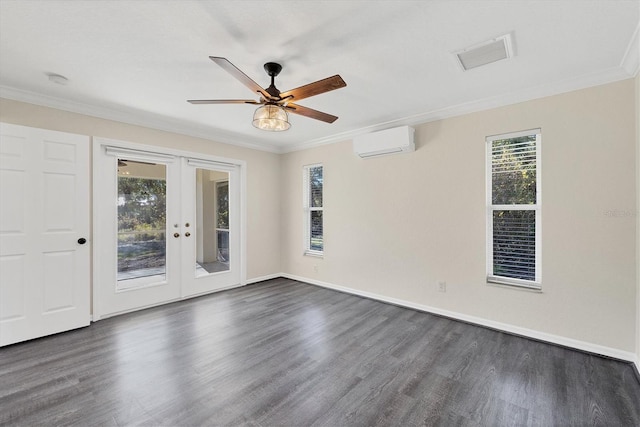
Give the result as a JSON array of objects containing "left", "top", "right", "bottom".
[{"left": 353, "top": 126, "right": 415, "bottom": 158}]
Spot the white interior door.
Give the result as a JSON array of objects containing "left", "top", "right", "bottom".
[
  {"left": 181, "top": 158, "right": 241, "bottom": 297},
  {"left": 0, "top": 123, "right": 90, "bottom": 346}
]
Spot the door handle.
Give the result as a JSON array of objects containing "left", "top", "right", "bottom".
[
  {"left": 185, "top": 232, "right": 191, "bottom": 237},
  {"left": 77, "top": 238, "right": 87, "bottom": 245},
  {"left": 173, "top": 233, "right": 180, "bottom": 238}
]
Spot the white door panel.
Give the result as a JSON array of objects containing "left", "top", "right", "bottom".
[
  {"left": 0, "top": 123, "right": 90, "bottom": 346},
  {"left": 0, "top": 256, "right": 25, "bottom": 319},
  {"left": 94, "top": 146, "right": 182, "bottom": 318}
]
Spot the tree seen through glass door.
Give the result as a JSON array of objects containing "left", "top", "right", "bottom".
[{"left": 116, "top": 160, "right": 167, "bottom": 288}]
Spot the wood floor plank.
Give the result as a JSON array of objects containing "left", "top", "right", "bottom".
[{"left": 1, "top": 278, "right": 639, "bottom": 426}]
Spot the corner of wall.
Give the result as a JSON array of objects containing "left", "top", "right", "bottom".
[
  {"left": 636, "top": 71, "right": 640, "bottom": 371},
  {"left": 277, "top": 150, "right": 286, "bottom": 275}
]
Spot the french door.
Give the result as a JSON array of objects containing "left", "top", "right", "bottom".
[
  {"left": 181, "top": 158, "right": 241, "bottom": 298},
  {"left": 93, "top": 140, "right": 243, "bottom": 319}
]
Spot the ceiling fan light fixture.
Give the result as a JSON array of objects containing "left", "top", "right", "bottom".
[{"left": 252, "top": 104, "right": 291, "bottom": 132}]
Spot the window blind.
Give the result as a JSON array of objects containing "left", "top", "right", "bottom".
[
  {"left": 492, "top": 210, "right": 535, "bottom": 281},
  {"left": 487, "top": 130, "right": 540, "bottom": 288},
  {"left": 304, "top": 164, "right": 323, "bottom": 254}
]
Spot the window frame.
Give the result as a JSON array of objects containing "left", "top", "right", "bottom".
[
  {"left": 303, "top": 163, "right": 324, "bottom": 257},
  {"left": 486, "top": 129, "right": 542, "bottom": 290}
]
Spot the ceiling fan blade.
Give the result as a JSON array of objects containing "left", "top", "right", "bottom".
[
  {"left": 279, "top": 75, "right": 346, "bottom": 102},
  {"left": 285, "top": 103, "right": 339, "bottom": 123},
  {"left": 209, "top": 56, "right": 272, "bottom": 100},
  {"left": 188, "top": 99, "right": 261, "bottom": 105}
]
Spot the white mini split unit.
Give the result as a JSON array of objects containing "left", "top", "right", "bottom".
[{"left": 353, "top": 125, "right": 415, "bottom": 159}]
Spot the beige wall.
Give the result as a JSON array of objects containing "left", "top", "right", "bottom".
[
  {"left": 195, "top": 169, "right": 216, "bottom": 264},
  {"left": 0, "top": 98, "right": 281, "bottom": 281},
  {"left": 2, "top": 78, "right": 637, "bottom": 355},
  {"left": 281, "top": 79, "right": 637, "bottom": 353}
]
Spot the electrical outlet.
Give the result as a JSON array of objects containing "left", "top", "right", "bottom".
[
  {"left": 313, "top": 265, "right": 319, "bottom": 273},
  {"left": 438, "top": 281, "right": 447, "bottom": 292}
]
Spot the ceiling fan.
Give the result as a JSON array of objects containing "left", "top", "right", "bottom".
[{"left": 188, "top": 57, "right": 347, "bottom": 131}]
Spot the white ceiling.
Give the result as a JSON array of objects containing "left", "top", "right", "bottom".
[{"left": 0, "top": 1, "right": 638, "bottom": 153}]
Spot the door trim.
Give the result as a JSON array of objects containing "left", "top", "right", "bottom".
[{"left": 92, "top": 137, "right": 247, "bottom": 320}]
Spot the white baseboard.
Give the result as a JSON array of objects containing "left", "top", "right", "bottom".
[
  {"left": 281, "top": 273, "right": 637, "bottom": 364},
  {"left": 246, "top": 273, "right": 282, "bottom": 285},
  {"left": 92, "top": 275, "right": 280, "bottom": 322}
]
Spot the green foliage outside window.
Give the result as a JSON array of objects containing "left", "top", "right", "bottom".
[
  {"left": 117, "top": 176, "right": 167, "bottom": 273},
  {"left": 216, "top": 181, "right": 229, "bottom": 229},
  {"left": 491, "top": 135, "right": 537, "bottom": 282},
  {"left": 309, "top": 166, "right": 323, "bottom": 251},
  {"left": 118, "top": 177, "right": 166, "bottom": 234},
  {"left": 492, "top": 136, "right": 536, "bottom": 205}
]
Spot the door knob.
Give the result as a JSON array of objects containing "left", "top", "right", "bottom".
[
  {"left": 173, "top": 233, "right": 180, "bottom": 238},
  {"left": 185, "top": 232, "right": 191, "bottom": 237},
  {"left": 77, "top": 238, "right": 87, "bottom": 245}
]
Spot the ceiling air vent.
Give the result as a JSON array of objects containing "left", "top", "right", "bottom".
[{"left": 454, "top": 34, "right": 513, "bottom": 71}]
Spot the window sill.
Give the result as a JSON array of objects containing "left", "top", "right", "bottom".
[
  {"left": 304, "top": 250, "right": 324, "bottom": 258},
  {"left": 487, "top": 276, "right": 542, "bottom": 292}
]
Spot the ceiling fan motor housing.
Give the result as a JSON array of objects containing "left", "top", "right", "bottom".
[
  {"left": 264, "top": 62, "right": 282, "bottom": 77},
  {"left": 264, "top": 62, "right": 283, "bottom": 98}
]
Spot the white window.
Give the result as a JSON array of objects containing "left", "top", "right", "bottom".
[
  {"left": 303, "top": 164, "right": 323, "bottom": 256},
  {"left": 486, "top": 129, "right": 541, "bottom": 289}
]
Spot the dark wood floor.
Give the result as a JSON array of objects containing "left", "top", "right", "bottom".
[{"left": 1, "top": 278, "right": 639, "bottom": 426}]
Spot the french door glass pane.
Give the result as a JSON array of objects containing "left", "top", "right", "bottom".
[
  {"left": 195, "top": 169, "right": 230, "bottom": 277},
  {"left": 117, "top": 160, "right": 167, "bottom": 289}
]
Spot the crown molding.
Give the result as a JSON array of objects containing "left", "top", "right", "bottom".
[
  {"left": 2, "top": 54, "right": 636, "bottom": 157},
  {"left": 0, "top": 86, "right": 280, "bottom": 154},
  {"left": 281, "top": 64, "right": 636, "bottom": 153}
]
